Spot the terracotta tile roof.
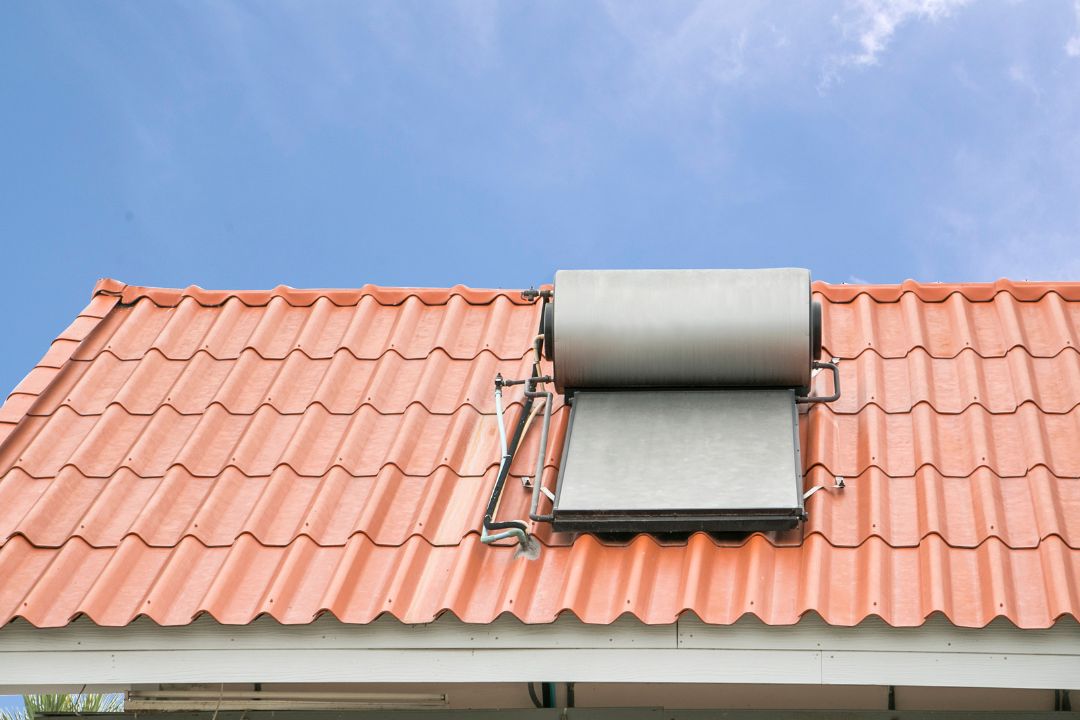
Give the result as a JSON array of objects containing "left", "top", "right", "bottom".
[{"left": 1, "top": 277, "right": 1080, "bottom": 629}]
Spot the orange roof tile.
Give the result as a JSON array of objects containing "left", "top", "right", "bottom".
[{"left": 1, "top": 278, "right": 1079, "bottom": 629}]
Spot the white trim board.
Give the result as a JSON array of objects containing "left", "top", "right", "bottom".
[{"left": 1, "top": 615, "right": 1077, "bottom": 689}]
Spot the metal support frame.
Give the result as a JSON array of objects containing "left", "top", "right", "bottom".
[
  {"left": 481, "top": 295, "right": 553, "bottom": 549},
  {"left": 484, "top": 284, "right": 844, "bottom": 544},
  {"left": 497, "top": 373, "right": 555, "bottom": 525}
]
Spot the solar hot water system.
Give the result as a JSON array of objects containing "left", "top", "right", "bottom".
[{"left": 482, "top": 268, "right": 841, "bottom": 556}]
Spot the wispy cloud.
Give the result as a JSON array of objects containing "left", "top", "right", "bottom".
[
  {"left": 598, "top": 0, "right": 988, "bottom": 95},
  {"left": 846, "top": 0, "right": 971, "bottom": 66},
  {"left": 954, "top": 233, "right": 1080, "bottom": 281},
  {"left": 600, "top": 2, "right": 759, "bottom": 100},
  {"left": 1067, "top": 0, "right": 1080, "bottom": 56},
  {"left": 819, "top": 0, "right": 971, "bottom": 87}
]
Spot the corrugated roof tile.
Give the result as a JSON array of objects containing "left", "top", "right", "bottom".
[
  {"left": 3, "top": 465, "right": 1079, "bottom": 550},
  {"left": 32, "top": 350, "right": 540, "bottom": 416},
  {"left": 819, "top": 291, "right": 1080, "bottom": 358},
  {"left": 826, "top": 348, "right": 1080, "bottom": 414},
  {"left": 804, "top": 404, "right": 1080, "bottom": 477},
  {"left": 1, "top": 533, "right": 1078, "bottom": 628},
  {"left": 1, "top": 278, "right": 1079, "bottom": 629},
  {"left": 0, "top": 403, "right": 566, "bottom": 479},
  {"left": 74, "top": 296, "right": 540, "bottom": 362}
]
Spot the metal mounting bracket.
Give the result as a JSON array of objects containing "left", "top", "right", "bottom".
[{"left": 796, "top": 361, "right": 841, "bottom": 404}]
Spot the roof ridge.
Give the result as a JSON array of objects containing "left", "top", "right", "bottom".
[
  {"left": 815, "top": 278, "right": 1080, "bottom": 303},
  {"left": 92, "top": 278, "right": 537, "bottom": 308},
  {"left": 96, "top": 277, "right": 1080, "bottom": 306}
]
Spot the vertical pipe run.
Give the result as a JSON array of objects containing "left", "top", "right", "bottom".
[
  {"left": 541, "top": 682, "right": 555, "bottom": 708},
  {"left": 494, "top": 379, "right": 510, "bottom": 469},
  {"left": 527, "top": 377, "right": 554, "bottom": 522}
]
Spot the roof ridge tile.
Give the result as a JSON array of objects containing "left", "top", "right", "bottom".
[
  {"left": 95, "top": 279, "right": 536, "bottom": 308},
  {"left": 815, "top": 278, "right": 1080, "bottom": 303}
]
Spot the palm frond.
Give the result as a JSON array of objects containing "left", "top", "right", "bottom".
[{"left": 1, "top": 692, "right": 124, "bottom": 720}]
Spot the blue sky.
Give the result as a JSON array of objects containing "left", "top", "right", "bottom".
[{"left": 0, "top": 0, "right": 1079, "bottom": 398}]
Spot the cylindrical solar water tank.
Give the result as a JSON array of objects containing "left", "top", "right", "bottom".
[{"left": 551, "top": 268, "right": 814, "bottom": 392}]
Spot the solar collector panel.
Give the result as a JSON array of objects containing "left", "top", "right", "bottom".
[
  {"left": 552, "top": 389, "right": 804, "bottom": 533},
  {"left": 543, "top": 268, "right": 818, "bottom": 534}
]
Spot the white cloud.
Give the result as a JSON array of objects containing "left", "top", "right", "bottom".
[
  {"left": 842, "top": 0, "right": 972, "bottom": 66},
  {"left": 817, "top": 0, "right": 973, "bottom": 88},
  {"left": 1067, "top": 0, "right": 1080, "bottom": 56}
]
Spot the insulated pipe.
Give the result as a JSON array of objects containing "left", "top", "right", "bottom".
[
  {"left": 481, "top": 329, "right": 550, "bottom": 546},
  {"left": 494, "top": 382, "right": 510, "bottom": 469},
  {"left": 481, "top": 377, "right": 529, "bottom": 545},
  {"left": 481, "top": 524, "right": 527, "bottom": 544},
  {"left": 481, "top": 373, "right": 531, "bottom": 544}
]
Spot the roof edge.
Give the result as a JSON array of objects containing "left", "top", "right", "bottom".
[
  {"left": 2, "top": 613, "right": 1078, "bottom": 689},
  {"left": 814, "top": 277, "right": 1080, "bottom": 303},
  {"left": 91, "top": 278, "right": 538, "bottom": 308},
  {"left": 93, "top": 277, "right": 1080, "bottom": 307},
  {"left": 0, "top": 289, "right": 121, "bottom": 448}
]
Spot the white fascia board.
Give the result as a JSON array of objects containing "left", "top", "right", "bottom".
[{"left": 0, "top": 615, "right": 1077, "bottom": 690}]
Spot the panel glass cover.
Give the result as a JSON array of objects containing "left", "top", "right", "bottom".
[{"left": 552, "top": 389, "right": 803, "bottom": 532}]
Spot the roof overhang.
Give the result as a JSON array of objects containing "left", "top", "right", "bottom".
[{"left": 2, "top": 614, "right": 1078, "bottom": 692}]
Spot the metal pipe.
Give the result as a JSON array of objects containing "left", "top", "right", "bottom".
[
  {"left": 520, "top": 287, "right": 553, "bottom": 301},
  {"left": 497, "top": 351, "right": 557, "bottom": 523},
  {"left": 481, "top": 307, "right": 554, "bottom": 549},
  {"left": 481, "top": 525, "right": 527, "bottom": 544},
  {"left": 481, "top": 373, "right": 530, "bottom": 543},
  {"left": 526, "top": 376, "right": 554, "bottom": 522},
  {"left": 494, "top": 377, "right": 510, "bottom": 469},
  {"left": 796, "top": 360, "right": 841, "bottom": 404}
]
